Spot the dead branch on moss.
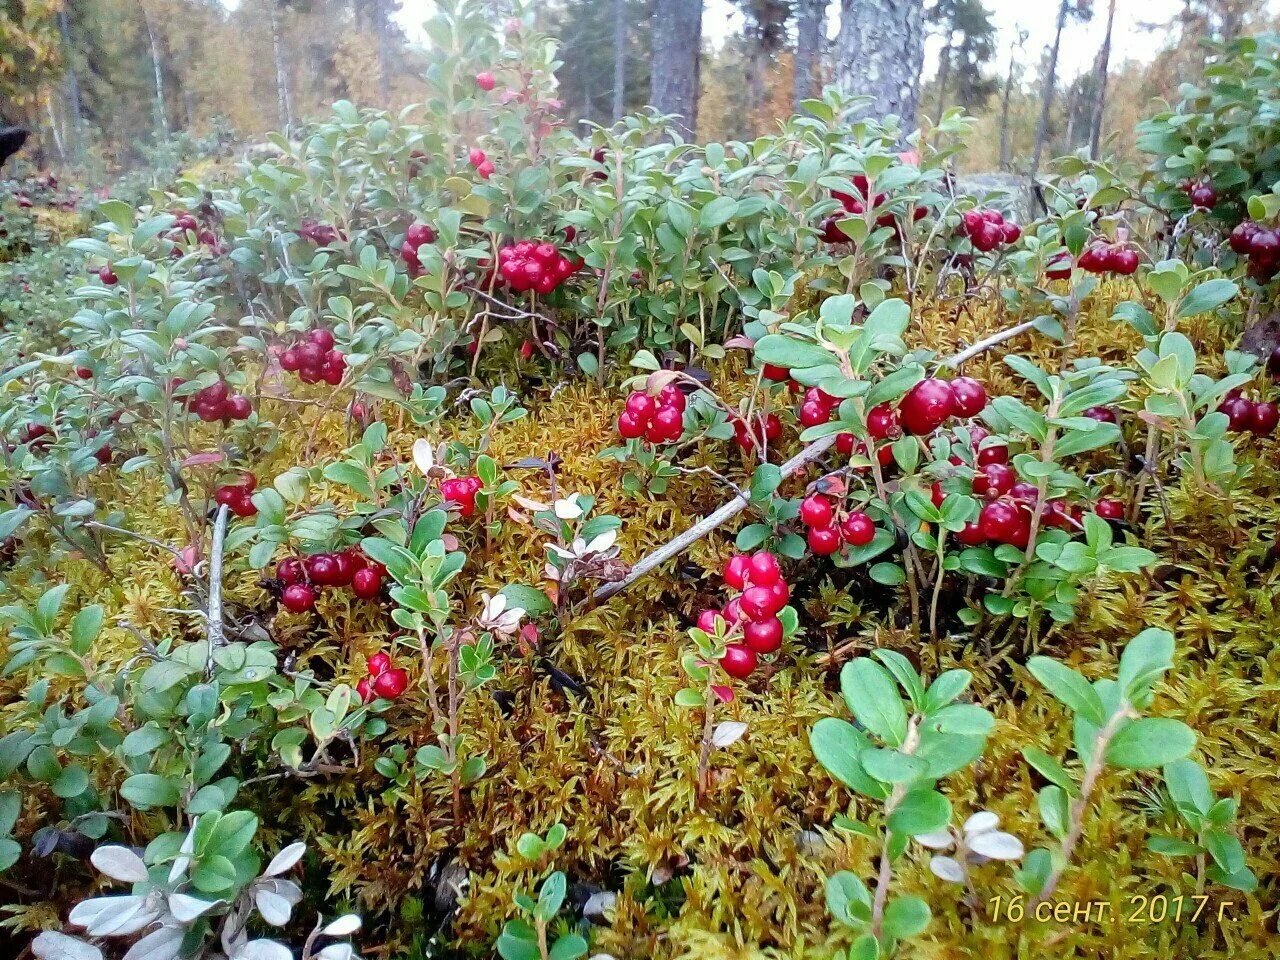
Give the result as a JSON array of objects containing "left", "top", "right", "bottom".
[{"left": 206, "top": 504, "right": 230, "bottom": 653}]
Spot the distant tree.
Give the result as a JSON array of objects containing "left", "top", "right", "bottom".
[
  {"left": 1030, "top": 0, "right": 1091, "bottom": 180},
  {"left": 792, "top": 0, "right": 825, "bottom": 110},
  {"left": 998, "top": 26, "right": 1027, "bottom": 171},
  {"left": 736, "top": 0, "right": 790, "bottom": 134},
  {"left": 548, "top": 0, "right": 651, "bottom": 127},
  {"left": 1087, "top": 0, "right": 1115, "bottom": 159},
  {"left": 928, "top": 0, "right": 996, "bottom": 120},
  {"left": 651, "top": 0, "right": 703, "bottom": 137},
  {"left": 833, "top": 0, "right": 926, "bottom": 130}
]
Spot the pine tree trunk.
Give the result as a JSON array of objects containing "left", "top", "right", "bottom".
[
  {"left": 1030, "top": 0, "right": 1068, "bottom": 180},
  {"left": 833, "top": 0, "right": 926, "bottom": 130},
  {"left": 793, "top": 0, "right": 823, "bottom": 110},
  {"left": 57, "top": 8, "right": 81, "bottom": 157},
  {"left": 375, "top": 0, "right": 392, "bottom": 104},
  {"left": 934, "top": 42, "right": 953, "bottom": 121},
  {"left": 612, "top": 0, "right": 626, "bottom": 120},
  {"left": 1088, "top": 0, "right": 1116, "bottom": 159},
  {"left": 998, "top": 50, "right": 1015, "bottom": 171},
  {"left": 650, "top": 0, "right": 703, "bottom": 137},
  {"left": 271, "top": 4, "right": 295, "bottom": 134},
  {"left": 141, "top": 4, "right": 169, "bottom": 136}
]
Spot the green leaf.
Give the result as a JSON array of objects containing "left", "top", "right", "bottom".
[
  {"left": 191, "top": 854, "right": 238, "bottom": 894},
  {"left": 1037, "top": 785, "right": 1071, "bottom": 839},
  {"left": 860, "top": 747, "right": 928, "bottom": 784},
  {"left": 927, "top": 703, "right": 994, "bottom": 736},
  {"left": 923, "top": 670, "right": 971, "bottom": 712},
  {"left": 883, "top": 895, "right": 931, "bottom": 939},
  {"left": 1176, "top": 278, "right": 1238, "bottom": 318},
  {"left": 535, "top": 871, "right": 567, "bottom": 922},
  {"left": 120, "top": 774, "right": 180, "bottom": 809},
  {"left": 1203, "top": 829, "right": 1245, "bottom": 875},
  {"left": 497, "top": 921, "right": 541, "bottom": 960},
  {"left": 1117, "top": 628, "right": 1174, "bottom": 705},
  {"left": 1105, "top": 718, "right": 1195, "bottom": 769},
  {"left": 888, "top": 788, "right": 951, "bottom": 836},
  {"left": 1027, "top": 657, "right": 1105, "bottom": 725},
  {"left": 753, "top": 334, "right": 835, "bottom": 371},
  {"left": 825, "top": 870, "right": 872, "bottom": 927},
  {"left": 1163, "top": 758, "right": 1213, "bottom": 818},
  {"left": 498, "top": 584, "right": 552, "bottom": 617},
  {"left": 809, "top": 718, "right": 889, "bottom": 800},
  {"left": 840, "top": 659, "right": 908, "bottom": 746},
  {"left": 1021, "top": 747, "right": 1078, "bottom": 795},
  {"left": 699, "top": 195, "right": 739, "bottom": 229},
  {"left": 548, "top": 934, "right": 588, "bottom": 960}
]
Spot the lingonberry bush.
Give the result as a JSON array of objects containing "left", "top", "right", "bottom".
[{"left": 0, "top": 5, "right": 1276, "bottom": 959}]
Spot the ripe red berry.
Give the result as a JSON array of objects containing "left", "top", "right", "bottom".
[
  {"left": 625, "top": 392, "right": 657, "bottom": 421},
  {"left": 651, "top": 405, "right": 684, "bottom": 441},
  {"left": 372, "top": 667, "right": 409, "bottom": 699},
  {"left": 740, "top": 585, "right": 780, "bottom": 621},
  {"left": 1110, "top": 248, "right": 1140, "bottom": 276},
  {"left": 836, "top": 432, "right": 856, "bottom": 455},
  {"left": 956, "top": 521, "right": 986, "bottom": 546},
  {"left": 306, "top": 553, "right": 341, "bottom": 586},
  {"left": 281, "top": 583, "right": 317, "bottom": 613},
  {"left": 1083, "top": 406, "right": 1118, "bottom": 423},
  {"left": 866, "top": 404, "right": 900, "bottom": 440},
  {"left": 768, "top": 579, "right": 790, "bottom": 610},
  {"left": 657, "top": 384, "right": 687, "bottom": 412},
  {"left": 976, "top": 444, "right": 1008, "bottom": 466},
  {"left": 973, "top": 462, "right": 1015, "bottom": 499},
  {"left": 352, "top": 566, "right": 383, "bottom": 599},
  {"left": 1095, "top": 498, "right": 1125, "bottom": 520},
  {"left": 475, "top": 71, "right": 496, "bottom": 91},
  {"left": 98, "top": 265, "right": 118, "bottom": 285},
  {"left": 1250, "top": 401, "right": 1278, "bottom": 436},
  {"left": 719, "top": 644, "right": 757, "bottom": 680},
  {"left": 840, "top": 512, "right": 875, "bottom": 546},
  {"left": 722, "top": 598, "right": 742, "bottom": 625},
  {"left": 799, "top": 400, "right": 831, "bottom": 427},
  {"left": 949, "top": 377, "right": 987, "bottom": 418},
  {"left": 724, "top": 554, "right": 750, "bottom": 590},
  {"left": 1189, "top": 184, "right": 1217, "bottom": 208},
  {"left": 697, "top": 609, "right": 721, "bottom": 633},
  {"left": 468, "top": 147, "right": 486, "bottom": 166},
  {"left": 808, "top": 525, "right": 842, "bottom": 555},
  {"left": 1218, "top": 396, "right": 1255, "bottom": 432},
  {"left": 799, "top": 494, "right": 834, "bottom": 528},
  {"left": 761, "top": 363, "right": 790, "bottom": 381},
  {"left": 617, "top": 411, "right": 646, "bottom": 439},
  {"left": 356, "top": 677, "right": 373, "bottom": 702},
  {"left": 743, "top": 616, "right": 783, "bottom": 655},
  {"left": 368, "top": 652, "right": 392, "bottom": 676},
  {"left": 899, "top": 378, "right": 956, "bottom": 435},
  {"left": 477, "top": 160, "right": 495, "bottom": 179},
  {"left": 747, "top": 551, "right": 782, "bottom": 588},
  {"left": 978, "top": 500, "right": 1021, "bottom": 544},
  {"left": 225, "top": 395, "right": 252, "bottom": 420},
  {"left": 276, "top": 557, "right": 304, "bottom": 585}
]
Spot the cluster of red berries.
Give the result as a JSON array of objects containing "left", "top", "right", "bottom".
[
  {"left": 961, "top": 209, "right": 1021, "bottom": 252},
  {"left": 1179, "top": 179, "right": 1218, "bottom": 209},
  {"left": 298, "top": 219, "right": 343, "bottom": 246},
  {"left": 468, "top": 147, "right": 495, "bottom": 180},
  {"left": 496, "top": 240, "right": 582, "bottom": 294},
  {"left": 276, "top": 547, "right": 387, "bottom": 612},
  {"left": 280, "top": 328, "right": 347, "bottom": 385},
  {"left": 399, "top": 222, "right": 437, "bottom": 276},
  {"left": 17, "top": 423, "right": 53, "bottom": 450},
  {"left": 167, "top": 211, "right": 223, "bottom": 254},
  {"left": 213, "top": 474, "right": 258, "bottom": 518},
  {"left": 440, "top": 475, "right": 483, "bottom": 517},
  {"left": 899, "top": 376, "right": 988, "bottom": 434},
  {"left": 799, "top": 491, "right": 877, "bottom": 556},
  {"left": 695, "top": 551, "right": 791, "bottom": 680},
  {"left": 356, "top": 651, "right": 409, "bottom": 702},
  {"left": 731, "top": 412, "right": 782, "bottom": 452},
  {"left": 617, "top": 386, "right": 686, "bottom": 443},
  {"left": 189, "top": 381, "right": 252, "bottom": 424},
  {"left": 1078, "top": 241, "right": 1140, "bottom": 276},
  {"left": 819, "top": 174, "right": 926, "bottom": 244},
  {"left": 1227, "top": 221, "right": 1280, "bottom": 282},
  {"left": 1217, "top": 389, "right": 1279, "bottom": 436}
]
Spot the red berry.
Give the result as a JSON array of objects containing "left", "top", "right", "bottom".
[
  {"left": 866, "top": 403, "right": 900, "bottom": 440},
  {"left": 281, "top": 583, "right": 317, "bottom": 613},
  {"left": 799, "top": 494, "right": 833, "bottom": 528},
  {"left": 973, "top": 462, "right": 1014, "bottom": 499},
  {"left": 98, "top": 265, "right": 118, "bottom": 285},
  {"left": 978, "top": 500, "right": 1021, "bottom": 544},
  {"left": 899, "top": 378, "right": 956, "bottom": 435},
  {"left": 724, "top": 554, "right": 750, "bottom": 590},
  {"left": 808, "top": 525, "right": 842, "bottom": 555},
  {"left": 949, "top": 377, "right": 987, "bottom": 418},
  {"left": 747, "top": 551, "right": 782, "bottom": 588},
  {"left": 956, "top": 521, "right": 986, "bottom": 546},
  {"left": 306, "top": 553, "right": 341, "bottom": 586},
  {"left": 1009, "top": 482, "right": 1039, "bottom": 503},
  {"left": 1218, "top": 396, "right": 1255, "bottom": 432},
  {"left": 657, "top": 384, "right": 687, "bottom": 411},
  {"left": 367, "top": 652, "right": 392, "bottom": 676},
  {"left": 477, "top": 160, "right": 495, "bottom": 179},
  {"left": 406, "top": 223, "right": 436, "bottom": 248},
  {"left": 697, "top": 609, "right": 721, "bottom": 633},
  {"left": 1095, "top": 498, "right": 1125, "bottom": 520},
  {"left": 1111, "top": 248, "right": 1140, "bottom": 276},
  {"left": 743, "top": 617, "right": 783, "bottom": 655},
  {"left": 276, "top": 557, "right": 304, "bottom": 585},
  {"left": 280, "top": 347, "right": 301, "bottom": 372},
  {"left": 1083, "top": 406, "right": 1117, "bottom": 423},
  {"left": 720, "top": 644, "right": 758, "bottom": 680},
  {"left": 625, "top": 392, "right": 656, "bottom": 421},
  {"left": 617, "top": 411, "right": 645, "bottom": 439},
  {"left": 836, "top": 433, "right": 856, "bottom": 455},
  {"left": 225, "top": 395, "right": 252, "bottom": 420},
  {"left": 356, "top": 677, "right": 373, "bottom": 702},
  {"left": 722, "top": 598, "right": 742, "bottom": 626},
  {"left": 468, "top": 147, "right": 486, "bottom": 166},
  {"left": 372, "top": 667, "right": 409, "bottom": 699},
  {"left": 769, "top": 579, "right": 790, "bottom": 610},
  {"left": 799, "top": 400, "right": 831, "bottom": 427},
  {"left": 231, "top": 492, "right": 257, "bottom": 518},
  {"left": 1250, "top": 401, "right": 1278, "bottom": 436},
  {"left": 1189, "top": 184, "right": 1217, "bottom": 208},
  {"left": 309, "top": 328, "right": 336, "bottom": 351},
  {"left": 651, "top": 405, "right": 684, "bottom": 442},
  {"left": 475, "top": 71, "right": 496, "bottom": 91},
  {"left": 352, "top": 567, "right": 383, "bottom": 599},
  {"left": 976, "top": 444, "right": 1008, "bottom": 466},
  {"left": 740, "top": 585, "right": 780, "bottom": 621},
  {"left": 762, "top": 363, "right": 790, "bottom": 381},
  {"left": 840, "top": 512, "right": 875, "bottom": 546}
]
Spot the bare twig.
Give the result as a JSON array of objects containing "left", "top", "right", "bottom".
[
  {"left": 942, "top": 318, "right": 1042, "bottom": 369},
  {"left": 207, "top": 504, "right": 230, "bottom": 651}
]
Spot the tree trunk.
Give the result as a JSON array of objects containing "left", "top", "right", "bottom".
[
  {"left": 934, "top": 39, "right": 953, "bottom": 121},
  {"left": 271, "top": 4, "right": 295, "bottom": 134},
  {"left": 650, "top": 0, "right": 703, "bottom": 138},
  {"left": 57, "top": 8, "right": 82, "bottom": 157},
  {"left": 793, "top": 0, "right": 823, "bottom": 110},
  {"left": 833, "top": 0, "right": 926, "bottom": 130},
  {"left": 375, "top": 0, "right": 392, "bottom": 104},
  {"left": 141, "top": 3, "right": 169, "bottom": 136},
  {"left": 612, "top": 0, "right": 626, "bottom": 120},
  {"left": 1030, "top": 0, "right": 1068, "bottom": 180},
  {"left": 747, "top": 30, "right": 768, "bottom": 135},
  {"left": 998, "top": 50, "right": 1015, "bottom": 171},
  {"left": 1088, "top": 0, "right": 1116, "bottom": 159}
]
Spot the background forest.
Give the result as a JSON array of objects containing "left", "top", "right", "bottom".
[{"left": 1, "top": 0, "right": 1276, "bottom": 184}]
